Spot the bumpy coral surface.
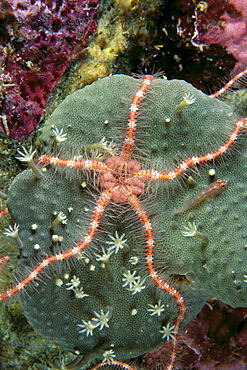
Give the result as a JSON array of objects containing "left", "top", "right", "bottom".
[
  {"left": 4, "top": 74, "right": 247, "bottom": 366},
  {"left": 0, "top": 0, "right": 99, "bottom": 139}
]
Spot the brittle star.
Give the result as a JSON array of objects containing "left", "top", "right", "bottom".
[{"left": 1, "top": 71, "right": 247, "bottom": 370}]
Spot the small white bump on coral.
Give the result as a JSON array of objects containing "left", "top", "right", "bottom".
[
  {"left": 89, "top": 264, "right": 96, "bottom": 271},
  {"left": 54, "top": 278, "right": 63, "bottom": 287},
  {"left": 131, "top": 308, "right": 138, "bottom": 315},
  {"left": 51, "top": 234, "right": 64, "bottom": 243}
]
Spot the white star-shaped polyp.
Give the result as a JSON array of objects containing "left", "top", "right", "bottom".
[
  {"left": 51, "top": 126, "right": 68, "bottom": 143},
  {"left": 147, "top": 299, "right": 165, "bottom": 316},
  {"left": 92, "top": 308, "right": 112, "bottom": 330},
  {"left": 3, "top": 223, "right": 19, "bottom": 238},
  {"left": 106, "top": 231, "right": 128, "bottom": 254},
  {"left": 102, "top": 349, "right": 116, "bottom": 363},
  {"left": 94, "top": 248, "right": 113, "bottom": 263},
  {"left": 159, "top": 322, "right": 177, "bottom": 341},
  {"left": 127, "top": 277, "right": 146, "bottom": 295},
  {"left": 74, "top": 287, "right": 89, "bottom": 299},
  {"left": 182, "top": 221, "right": 198, "bottom": 237},
  {"left": 129, "top": 256, "right": 139, "bottom": 265},
  {"left": 65, "top": 275, "right": 80, "bottom": 290},
  {"left": 77, "top": 320, "right": 95, "bottom": 336},
  {"left": 122, "top": 270, "right": 138, "bottom": 288}
]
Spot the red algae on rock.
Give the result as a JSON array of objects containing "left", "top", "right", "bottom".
[{"left": 0, "top": 0, "right": 99, "bottom": 139}]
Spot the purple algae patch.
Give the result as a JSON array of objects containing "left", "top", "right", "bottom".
[{"left": 0, "top": 0, "right": 99, "bottom": 139}]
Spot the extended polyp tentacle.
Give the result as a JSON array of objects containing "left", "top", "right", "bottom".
[
  {"left": 0, "top": 188, "right": 114, "bottom": 301},
  {"left": 125, "top": 189, "right": 186, "bottom": 370},
  {"left": 16, "top": 146, "right": 43, "bottom": 179},
  {"left": 132, "top": 118, "right": 247, "bottom": 182},
  {"left": 36, "top": 154, "right": 111, "bottom": 172}
]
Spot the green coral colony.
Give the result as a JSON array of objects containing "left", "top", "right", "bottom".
[{"left": 4, "top": 74, "right": 247, "bottom": 365}]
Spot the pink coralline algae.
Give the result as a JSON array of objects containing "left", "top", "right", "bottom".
[
  {"left": 205, "top": 0, "right": 247, "bottom": 75},
  {"left": 0, "top": 0, "right": 99, "bottom": 139}
]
